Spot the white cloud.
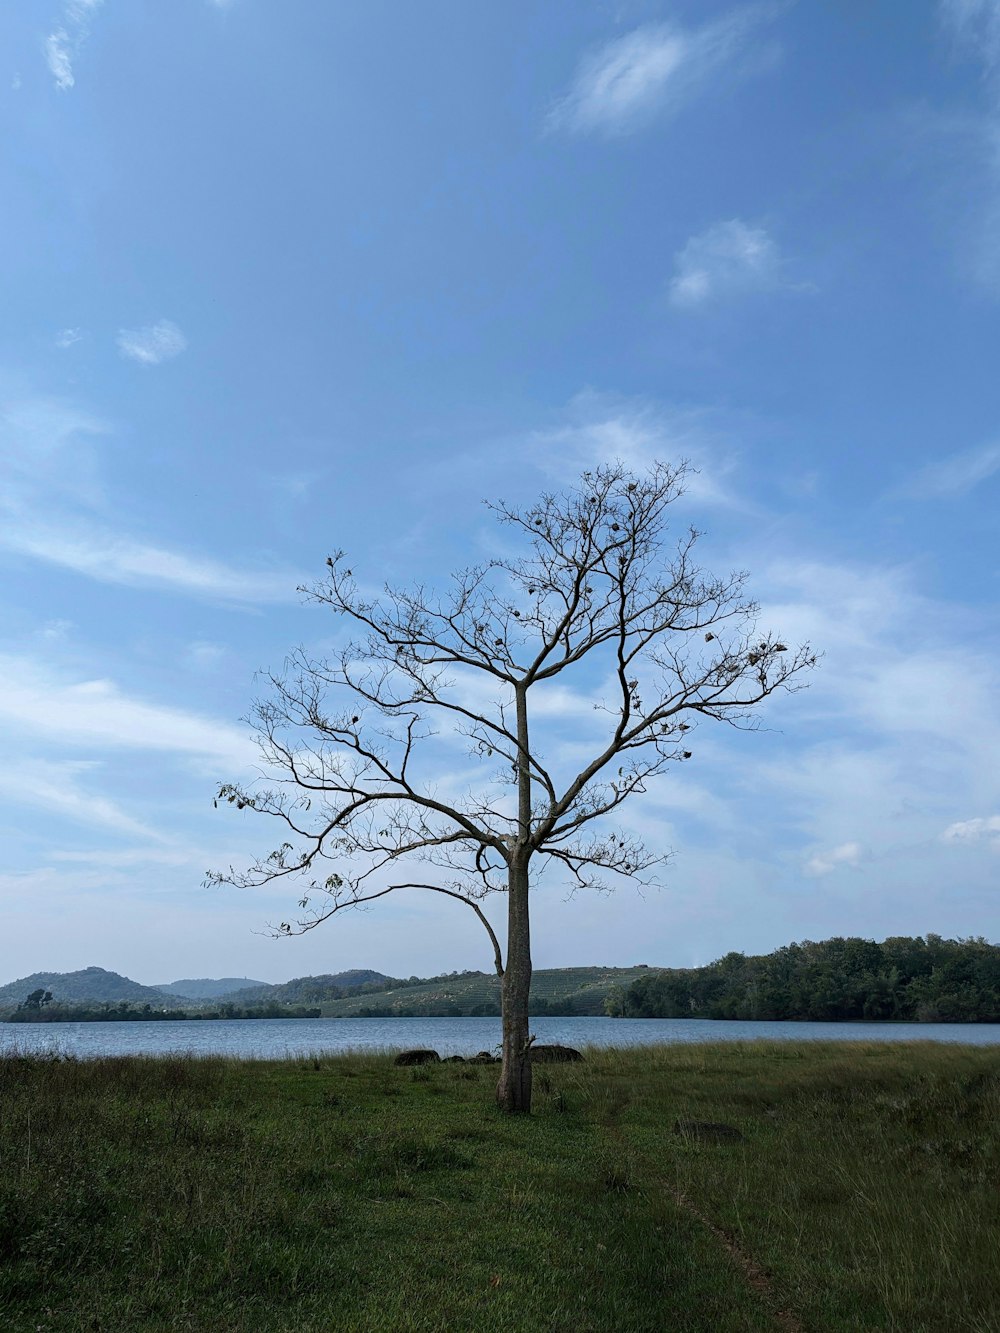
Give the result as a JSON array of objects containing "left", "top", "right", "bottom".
[
  {"left": 0, "top": 653, "right": 254, "bottom": 770},
  {"left": 902, "top": 439, "right": 1000, "bottom": 498},
  {"left": 524, "top": 391, "right": 744, "bottom": 508},
  {"left": 741, "top": 555, "right": 1000, "bottom": 909},
  {"left": 935, "top": 2, "right": 1000, "bottom": 291},
  {"left": 12, "top": 73, "right": 22, "bottom": 92},
  {"left": 55, "top": 328, "right": 83, "bottom": 348},
  {"left": 759, "top": 558, "right": 1000, "bottom": 756},
  {"left": 47, "top": 847, "right": 202, "bottom": 867},
  {"left": 0, "top": 393, "right": 298, "bottom": 602},
  {"left": 804, "top": 841, "right": 862, "bottom": 877},
  {"left": 116, "top": 319, "right": 188, "bottom": 366},
  {"left": 3, "top": 521, "right": 296, "bottom": 602},
  {"left": 44, "top": 0, "right": 103, "bottom": 91},
  {"left": 45, "top": 30, "right": 75, "bottom": 90},
  {"left": 0, "top": 759, "right": 160, "bottom": 839},
  {"left": 37, "top": 618, "right": 75, "bottom": 642},
  {"left": 546, "top": 7, "right": 780, "bottom": 138},
  {"left": 184, "top": 640, "right": 226, "bottom": 670},
  {"left": 669, "top": 219, "right": 793, "bottom": 308},
  {"left": 0, "top": 395, "right": 107, "bottom": 507},
  {"left": 941, "top": 1, "right": 1000, "bottom": 76},
  {"left": 943, "top": 814, "right": 1000, "bottom": 842}
]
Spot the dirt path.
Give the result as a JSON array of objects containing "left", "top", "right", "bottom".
[
  {"left": 600, "top": 1115, "right": 805, "bottom": 1333},
  {"left": 670, "top": 1187, "right": 805, "bottom": 1333}
]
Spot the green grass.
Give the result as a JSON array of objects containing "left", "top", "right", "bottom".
[{"left": 0, "top": 1042, "right": 997, "bottom": 1331}]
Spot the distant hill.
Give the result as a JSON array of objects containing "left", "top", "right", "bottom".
[
  {"left": 0, "top": 967, "right": 184, "bottom": 1011},
  {"left": 153, "top": 978, "right": 267, "bottom": 1001},
  {"left": 224, "top": 970, "right": 392, "bottom": 1006},
  {"left": 0, "top": 964, "right": 655, "bottom": 1019},
  {"left": 317, "top": 966, "right": 655, "bottom": 1018}
]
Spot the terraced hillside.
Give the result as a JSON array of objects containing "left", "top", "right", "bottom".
[{"left": 318, "top": 965, "right": 655, "bottom": 1017}]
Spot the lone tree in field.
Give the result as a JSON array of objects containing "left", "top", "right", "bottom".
[{"left": 210, "top": 462, "right": 814, "bottom": 1113}]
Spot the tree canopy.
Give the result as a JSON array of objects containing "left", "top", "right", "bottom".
[{"left": 621, "top": 935, "right": 1000, "bottom": 1023}]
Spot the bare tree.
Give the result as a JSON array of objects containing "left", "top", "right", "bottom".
[{"left": 209, "top": 462, "right": 815, "bottom": 1113}]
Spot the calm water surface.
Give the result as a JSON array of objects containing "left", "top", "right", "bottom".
[{"left": 2, "top": 1015, "right": 999, "bottom": 1059}]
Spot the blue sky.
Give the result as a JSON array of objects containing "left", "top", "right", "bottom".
[{"left": 1, "top": 0, "right": 998, "bottom": 986}]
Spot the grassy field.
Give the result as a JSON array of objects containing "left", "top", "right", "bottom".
[{"left": 0, "top": 1042, "right": 998, "bottom": 1332}]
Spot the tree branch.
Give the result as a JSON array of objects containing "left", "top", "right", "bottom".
[{"left": 277, "top": 880, "right": 504, "bottom": 978}]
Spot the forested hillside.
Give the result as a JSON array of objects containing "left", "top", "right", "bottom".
[
  {"left": 223, "top": 970, "right": 391, "bottom": 1006},
  {"left": 319, "top": 966, "right": 656, "bottom": 1017},
  {"left": 0, "top": 967, "right": 185, "bottom": 1011},
  {"left": 153, "top": 978, "right": 267, "bottom": 1000},
  {"left": 0, "top": 965, "right": 647, "bottom": 1019},
  {"left": 8, "top": 943, "right": 992, "bottom": 1024},
  {"left": 622, "top": 936, "right": 1000, "bottom": 1022}
]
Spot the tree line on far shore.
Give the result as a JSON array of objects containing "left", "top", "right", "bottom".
[
  {"left": 4, "top": 992, "right": 321, "bottom": 1023},
  {"left": 611, "top": 935, "right": 1000, "bottom": 1023}
]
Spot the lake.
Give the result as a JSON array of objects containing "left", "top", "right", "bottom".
[{"left": 2, "top": 1015, "right": 1000, "bottom": 1059}]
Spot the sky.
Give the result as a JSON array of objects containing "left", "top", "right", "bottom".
[{"left": 1, "top": 0, "right": 999, "bottom": 987}]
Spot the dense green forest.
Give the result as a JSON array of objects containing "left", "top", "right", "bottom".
[{"left": 619, "top": 936, "right": 1000, "bottom": 1022}]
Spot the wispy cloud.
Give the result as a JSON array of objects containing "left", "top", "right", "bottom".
[
  {"left": 37, "top": 619, "right": 75, "bottom": 642},
  {"left": 0, "top": 393, "right": 298, "bottom": 602},
  {"left": 747, "top": 556, "right": 1000, "bottom": 906},
  {"left": 0, "top": 653, "right": 254, "bottom": 770},
  {"left": 45, "top": 0, "right": 103, "bottom": 91},
  {"left": 935, "top": 2, "right": 1000, "bottom": 290},
  {"left": 116, "top": 319, "right": 188, "bottom": 366},
  {"left": 55, "top": 328, "right": 83, "bottom": 348},
  {"left": 45, "top": 31, "right": 76, "bottom": 90},
  {"left": 2, "top": 522, "right": 297, "bottom": 601},
  {"left": 47, "top": 847, "right": 203, "bottom": 867},
  {"left": 943, "top": 814, "right": 1000, "bottom": 842},
  {"left": 546, "top": 7, "right": 780, "bottom": 138},
  {"left": 0, "top": 758, "right": 160, "bottom": 838},
  {"left": 0, "top": 395, "right": 107, "bottom": 507},
  {"left": 804, "top": 841, "right": 862, "bottom": 877},
  {"left": 183, "top": 640, "right": 227, "bottom": 670},
  {"left": 524, "top": 390, "right": 744, "bottom": 507},
  {"left": 902, "top": 439, "right": 1000, "bottom": 498},
  {"left": 669, "top": 219, "right": 800, "bottom": 309},
  {"left": 941, "top": 1, "right": 1000, "bottom": 77}
]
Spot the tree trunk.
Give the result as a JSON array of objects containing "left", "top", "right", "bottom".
[
  {"left": 497, "top": 682, "right": 533, "bottom": 1114},
  {"left": 496, "top": 856, "right": 532, "bottom": 1114}
]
